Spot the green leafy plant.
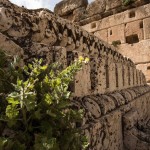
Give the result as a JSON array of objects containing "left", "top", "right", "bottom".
[
  {"left": 112, "top": 40, "right": 121, "bottom": 47},
  {"left": 123, "top": 0, "right": 135, "bottom": 6},
  {"left": 0, "top": 52, "right": 89, "bottom": 149}
]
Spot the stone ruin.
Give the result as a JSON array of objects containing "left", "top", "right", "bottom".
[
  {"left": 54, "top": 0, "right": 150, "bottom": 85},
  {"left": 0, "top": 0, "right": 150, "bottom": 149}
]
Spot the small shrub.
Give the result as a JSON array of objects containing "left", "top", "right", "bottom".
[
  {"left": 123, "top": 0, "right": 135, "bottom": 6},
  {"left": 112, "top": 40, "right": 121, "bottom": 47},
  {"left": 0, "top": 51, "right": 89, "bottom": 150}
]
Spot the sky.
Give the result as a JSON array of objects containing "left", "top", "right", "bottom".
[{"left": 10, "top": 0, "right": 94, "bottom": 11}]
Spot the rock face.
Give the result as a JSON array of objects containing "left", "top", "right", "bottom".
[
  {"left": 0, "top": 0, "right": 150, "bottom": 150},
  {"left": 54, "top": 0, "right": 88, "bottom": 16},
  {"left": 86, "top": 0, "right": 106, "bottom": 16},
  {"left": 54, "top": 0, "right": 149, "bottom": 24}
]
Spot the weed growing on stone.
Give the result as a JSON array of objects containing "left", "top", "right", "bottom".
[{"left": 0, "top": 51, "right": 89, "bottom": 150}]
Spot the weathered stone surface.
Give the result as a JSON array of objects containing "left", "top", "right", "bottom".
[
  {"left": 94, "top": 29, "right": 108, "bottom": 42},
  {"left": 82, "top": 4, "right": 150, "bottom": 31},
  {"left": 125, "top": 20, "right": 144, "bottom": 41},
  {"left": 123, "top": 109, "right": 138, "bottom": 130},
  {"left": 143, "top": 18, "right": 150, "bottom": 40},
  {"left": 106, "top": 0, "right": 122, "bottom": 11},
  {"left": 1, "top": 0, "right": 146, "bottom": 95},
  {"left": 118, "top": 40, "right": 150, "bottom": 63},
  {"left": 54, "top": 0, "right": 88, "bottom": 16},
  {"left": 98, "top": 95, "right": 116, "bottom": 115},
  {"left": 80, "top": 4, "right": 150, "bottom": 83},
  {"left": 0, "top": 33, "right": 24, "bottom": 58},
  {"left": 0, "top": 1, "right": 150, "bottom": 150},
  {"left": 86, "top": 0, "right": 106, "bottom": 16},
  {"left": 73, "top": 7, "right": 87, "bottom": 22},
  {"left": 54, "top": 0, "right": 150, "bottom": 25},
  {"left": 108, "top": 24, "right": 125, "bottom": 44}
]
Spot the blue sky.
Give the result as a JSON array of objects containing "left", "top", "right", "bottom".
[{"left": 10, "top": 0, "right": 94, "bottom": 11}]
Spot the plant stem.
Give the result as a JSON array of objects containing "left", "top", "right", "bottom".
[{"left": 22, "top": 106, "right": 28, "bottom": 131}]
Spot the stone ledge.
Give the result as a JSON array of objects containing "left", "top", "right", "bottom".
[{"left": 73, "top": 85, "right": 150, "bottom": 120}]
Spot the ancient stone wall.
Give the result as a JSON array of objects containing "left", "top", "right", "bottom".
[
  {"left": 54, "top": 0, "right": 149, "bottom": 25},
  {"left": 81, "top": 3, "right": 150, "bottom": 84},
  {"left": 0, "top": 1, "right": 150, "bottom": 149},
  {"left": 0, "top": 0, "right": 147, "bottom": 96},
  {"left": 73, "top": 85, "right": 150, "bottom": 150},
  {"left": 54, "top": 0, "right": 150, "bottom": 84}
]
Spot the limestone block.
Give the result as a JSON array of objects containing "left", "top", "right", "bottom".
[
  {"left": 82, "top": 21, "right": 99, "bottom": 33},
  {"left": 95, "top": 12, "right": 125, "bottom": 31},
  {"left": 137, "top": 70, "right": 141, "bottom": 86},
  {"left": 96, "top": 17, "right": 110, "bottom": 31},
  {"left": 90, "top": 121, "right": 103, "bottom": 148},
  {"left": 108, "top": 12, "right": 126, "bottom": 27},
  {"left": 94, "top": 29, "right": 108, "bottom": 42},
  {"left": 54, "top": 0, "right": 88, "bottom": 16},
  {"left": 125, "top": 20, "right": 144, "bottom": 42},
  {"left": 118, "top": 40, "right": 150, "bottom": 64},
  {"left": 107, "top": 58, "right": 117, "bottom": 92},
  {"left": 90, "top": 56, "right": 107, "bottom": 94},
  {"left": 109, "top": 92, "right": 126, "bottom": 106},
  {"left": 117, "top": 63, "right": 124, "bottom": 89},
  {"left": 120, "top": 90, "right": 133, "bottom": 103},
  {"left": 0, "top": 33, "right": 24, "bottom": 58},
  {"left": 136, "top": 140, "right": 150, "bottom": 150},
  {"left": 116, "top": 4, "right": 150, "bottom": 27},
  {"left": 133, "top": 69, "right": 137, "bottom": 86},
  {"left": 24, "top": 45, "right": 67, "bottom": 67},
  {"left": 123, "top": 109, "right": 138, "bottom": 130},
  {"left": 106, "top": 0, "right": 122, "bottom": 11},
  {"left": 129, "top": 67, "right": 134, "bottom": 86},
  {"left": 108, "top": 24, "right": 125, "bottom": 44},
  {"left": 91, "top": 4, "right": 150, "bottom": 31},
  {"left": 136, "top": 63, "right": 150, "bottom": 83},
  {"left": 52, "top": 46, "right": 67, "bottom": 67},
  {"left": 73, "top": 7, "right": 86, "bottom": 22},
  {"left": 134, "top": 94, "right": 149, "bottom": 119},
  {"left": 82, "top": 97, "right": 101, "bottom": 119},
  {"left": 90, "top": 57, "right": 99, "bottom": 93},
  {"left": 73, "top": 52, "right": 91, "bottom": 97},
  {"left": 143, "top": 18, "right": 150, "bottom": 40},
  {"left": 123, "top": 65, "right": 129, "bottom": 88},
  {"left": 124, "top": 131, "right": 138, "bottom": 150},
  {"left": 0, "top": 7, "right": 13, "bottom": 32},
  {"left": 86, "top": 0, "right": 106, "bottom": 16},
  {"left": 98, "top": 95, "right": 116, "bottom": 115},
  {"left": 134, "top": 3, "right": 150, "bottom": 21},
  {"left": 103, "top": 111, "right": 123, "bottom": 150},
  {"left": 127, "top": 89, "right": 137, "bottom": 99}
]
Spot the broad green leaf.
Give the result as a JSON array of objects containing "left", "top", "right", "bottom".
[{"left": 6, "top": 105, "right": 19, "bottom": 119}]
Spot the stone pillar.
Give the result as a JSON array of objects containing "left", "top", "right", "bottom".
[
  {"left": 124, "top": 65, "right": 129, "bottom": 89},
  {"left": 117, "top": 62, "right": 123, "bottom": 89},
  {"left": 74, "top": 62, "right": 91, "bottom": 96},
  {"left": 108, "top": 55, "right": 116, "bottom": 92},
  {"left": 129, "top": 66, "right": 134, "bottom": 87},
  {"left": 97, "top": 56, "right": 107, "bottom": 94},
  {"left": 133, "top": 68, "right": 137, "bottom": 86},
  {"left": 67, "top": 51, "right": 91, "bottom": 97}
]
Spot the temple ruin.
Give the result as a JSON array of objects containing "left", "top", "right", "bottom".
[
  {"left": 54, "top": 0, "right": 150, "bottom": 85},
  {"left": 0, "top": 0, "right": 150, "bottom": 149}
]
